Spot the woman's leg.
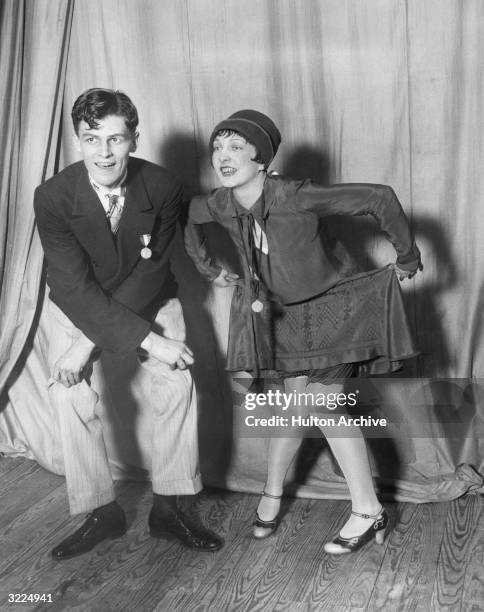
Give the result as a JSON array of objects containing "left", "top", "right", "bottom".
[
  {"left": 307, "top": 381, "right": 382, "bottom": 538},
  {"left": 256, "top": 375, "right": 308, "bottom": 522}
]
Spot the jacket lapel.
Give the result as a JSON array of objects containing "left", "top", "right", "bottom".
[
  {"left": 114, "top": 162, "right": 156, "bottom": 277},
  {"left": 71, "top": 168, "right": 119, "bottom": 270}
]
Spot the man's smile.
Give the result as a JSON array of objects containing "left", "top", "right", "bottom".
[{"left": 95, "top": 161, "right": 116, "bottom": 169}]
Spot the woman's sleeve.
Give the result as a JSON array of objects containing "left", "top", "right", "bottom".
[
  {"left": 184, "top": 195, "right": 223, "bottom": 281},
  {"left": 295, "top": 180, "right": 421, "bottom": 271}
]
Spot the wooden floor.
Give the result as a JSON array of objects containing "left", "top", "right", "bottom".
[{"left": 1, "top": 457, "right": 483, "bottom": 612}]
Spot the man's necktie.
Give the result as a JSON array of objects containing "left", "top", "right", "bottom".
[{"left": 106, "top": 193, "right": 123, "bottom": 234}]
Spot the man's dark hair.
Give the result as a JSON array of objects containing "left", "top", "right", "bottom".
[{"left": 71, "top": 88, "right": 139, "bottom": 136}]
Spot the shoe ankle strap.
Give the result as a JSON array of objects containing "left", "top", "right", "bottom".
[
  {"left": 351, "top": 506, "right": 383, "bottom": 520},
  {"left": 261, "top": 491, "right": 282, "bottom": 500}
]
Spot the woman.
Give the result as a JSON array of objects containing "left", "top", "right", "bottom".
[{"left": 185, "top": 110, "right": 421, "bottom": 554}]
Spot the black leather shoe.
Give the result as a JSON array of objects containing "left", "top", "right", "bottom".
[
  {"left": 51, "top": 502, "right": 126, "bottom": 560},
  {"left": 148, "top": 507, "right": 223, "bottom": 551}
]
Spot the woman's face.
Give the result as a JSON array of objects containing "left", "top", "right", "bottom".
[{"left": 212, "top": 133, "right": 264, "bottom": 189}]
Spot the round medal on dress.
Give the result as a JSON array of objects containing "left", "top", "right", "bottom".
[
  {"left": 251, "top": 299, "right": 263, "bottom": 313},
  {"left": 141, "top": 247, "right": 152, "bottom": 259}
]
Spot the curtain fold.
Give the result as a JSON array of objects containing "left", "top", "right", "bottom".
[
  {"left": 0, "top": 0, "right": 74, "bottom": 390},
  {"left": 0, "top": 0, "right": 25, "bottom": 376},
  {"left": 1, "top": 0, "right": 483, "bottom": 502},
  {"left": 406, "top": 0, "right": 484, "bottom": 377}
]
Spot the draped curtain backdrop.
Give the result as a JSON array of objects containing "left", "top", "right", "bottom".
[{"left": 1, "top": 0, "right": 483, "bottom": 501}]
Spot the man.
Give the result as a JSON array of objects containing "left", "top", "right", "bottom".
[{"left": 34, "top": 88, "right": 223, "bottom": 559}]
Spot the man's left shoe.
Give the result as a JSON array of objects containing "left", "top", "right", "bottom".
[{"left": 148, "top": 506, "right": 223, "bottom": 551}]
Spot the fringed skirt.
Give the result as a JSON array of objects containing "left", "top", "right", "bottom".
[{"left": 226, "top": 265, "right": 418, "bottom": 377}]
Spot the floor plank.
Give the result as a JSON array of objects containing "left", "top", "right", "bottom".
[
  {"left": 0, "top": 457, "right": 64, "bottom": 527},
  {"left": 104, "top": 491, "right": 252, "bottom": 612},
  {"left": 430, "top": 495, "right": 484, "bottom": 612},
  {"left": 275, "top": 499, "right": 388, "bottom": 611},
  {"left": 172, "top": 497, "right": 320, "bottom": 612},
  {"left": 0, "top": 454, "right": 32, "bottom": 475},
  {"left": 1, "top": 457, "right": 483, "bottom": 612},
  {"left": 366, "top": 502, "right": 448, "bottom": 612}
]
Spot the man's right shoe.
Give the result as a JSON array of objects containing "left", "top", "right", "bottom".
[
  {"left": 51, "top": 501, "right": 126, "bottom": 560},
  {"left": 148, "top": 506, "right": 223, "bottom": 551}
]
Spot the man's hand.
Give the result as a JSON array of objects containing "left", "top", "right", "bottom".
[
  {"left": 212, "top": 268, "right": 240, "bottom": 287},
  {"left": 53, "top": 334, "right": 96, "bottom": 387},
  {"left": 141, "top": 332, "right": 194, "bottom": 370}
]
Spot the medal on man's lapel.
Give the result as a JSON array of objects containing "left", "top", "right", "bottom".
[{"left": 139, "top": 234, "right": 152, "bottom": 259}]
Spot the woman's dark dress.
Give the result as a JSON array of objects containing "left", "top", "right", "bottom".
[{"left": 185, "top": 175, "right": 420, "bottom": 378}]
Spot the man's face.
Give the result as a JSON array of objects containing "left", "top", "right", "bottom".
[{"left": 74, "top": 114, "right": 137, "bottom": 188}]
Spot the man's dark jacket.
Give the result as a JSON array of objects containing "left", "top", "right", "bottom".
[{"left": 34, "top": 157, "right": 181, "bottom": 352}]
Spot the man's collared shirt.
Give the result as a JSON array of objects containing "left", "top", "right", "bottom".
[
  {"left": 89, "top": 173, "right": 127, "bottom": 213},
  {"left": 89, "top": 173, "right": 127, "bottom": 233}
]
